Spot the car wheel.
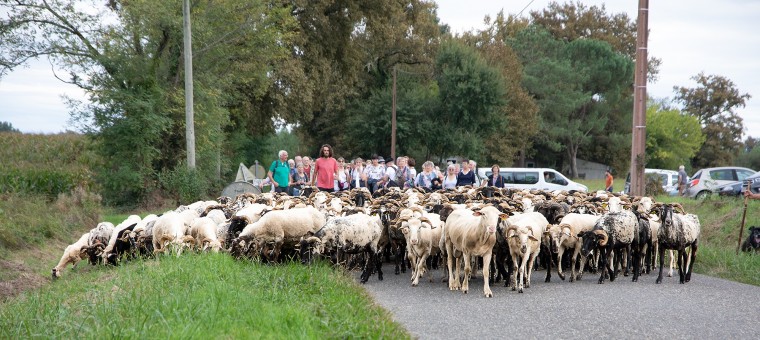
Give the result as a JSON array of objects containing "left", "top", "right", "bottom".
[{"left": 695, "top": 191, "right": 711, "bottom": 200}]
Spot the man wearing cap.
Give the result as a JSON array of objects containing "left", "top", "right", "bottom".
[{"left": 364, "top": 154, "right": 386, "bottom": 193}]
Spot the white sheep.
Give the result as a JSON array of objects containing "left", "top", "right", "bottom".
[
  {"left": 188, "top": 217, "right": 222, "bottom": 252},
  {"left": 152, "top": 211, "right": 194, "bottom": 256},
  {"left": 556, "top": 213, "right": 601, "bottom": 282},
  {"left": 504, "top": 212, "right": 547, "bottom": 293},
  {"left": 52, "top": 232, "right": 91, "bottom": 279},
  {"left": 444, "top": 205, "right": 506, "bottom": 297},
  {"left": 233, "top": 206, "right": 326, "bottom": 261}
]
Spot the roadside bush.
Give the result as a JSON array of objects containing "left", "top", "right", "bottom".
[{"left": 158, "top": 165, "right": 210, "bottom": 205}]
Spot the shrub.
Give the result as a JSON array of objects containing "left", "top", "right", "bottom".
[{"left": 158, "top": 165, "right": 210, "bottom": 205}]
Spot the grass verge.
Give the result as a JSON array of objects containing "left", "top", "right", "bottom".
[{"left": 0, "top": 253, "right": 409, "bottom": 339}]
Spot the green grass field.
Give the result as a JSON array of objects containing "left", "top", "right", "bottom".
[{"left": 0, "top": 253, "right": 409, "bottom": 338}]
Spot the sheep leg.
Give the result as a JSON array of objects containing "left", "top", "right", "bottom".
[
  {"left": 656, "top": 245, "right": 666, "bottom": 284},
  {"left": 518, "top": 251, "right": 529, "bottom": 293},
  {"left": 511, "top": 254, "right": 519, "bottom": 291},
  {"left": 678, "top": 249, "right": 687, "bottom": 284},
  {"left": 360, "top": 250, "right": 371, "bottom": 284},
  {"left": 607, "top": 249, "right": 616, "bottom": 282},
  {"left": 482, "top": 252, "right": 493, "bottom": 298},
  {"left": 375, "top": 249, "right": 384, "bottom": 281},
  {"left": 526, "top": 251, "right": 538, "bottom": 289},
  {"left": 412, "top": 253, "right": 428, "bottom": 286},
  {"left": 557, "top": 246, "right": 566, "bottom": 281},
  {"left": 685, "top": 241, "right": 697, "bottom": 283},
  {"left": 461, "top": 253, "right": 471, "bottom": 294},
  {"left": 632, "top": 244, "right": 641, "bottom": 282},
  {"left": 598, "top": 248, "right": 608, "bottom": 284},
  {"left": 446, "top": 242, "right": 460, "bottom": 290},
  {"left": 622, "top": 246, "right": 630, "bottom": 277},
  {"left": 668, "top": 249, "right": 675, "bottom": 277},
  {"left": 544, "top": 247, "right": 552, "bottom": 283}
]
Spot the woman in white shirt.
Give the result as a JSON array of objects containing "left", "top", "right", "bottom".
[
  {"left": 334, "top": 157, "right": 350, "bottom": 191},
  {"left": 443, "top": 164, "right": 458, "bottom": 189}
]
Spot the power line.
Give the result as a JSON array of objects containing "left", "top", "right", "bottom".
[{"left": 518, "top": 0, "right": 537, "bottom": 17}]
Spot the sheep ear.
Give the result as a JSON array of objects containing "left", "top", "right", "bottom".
[
  {"left": 528, "top": 235, "right": 539, "bottom": 241},
  {"left": 499, "top": 213, "right": 508, "bottom": 220},
  {"left": 472, "top": 211, "right": 483, "bottom": 217},
  {"left": 577, "top": 231, "right": 586, "bottom": 238}
]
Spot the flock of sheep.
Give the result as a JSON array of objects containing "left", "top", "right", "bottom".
[{"left": 53, "top": 185, "right": 701, "bottom": 297}]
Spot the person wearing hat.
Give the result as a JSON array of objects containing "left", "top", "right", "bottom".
[{"left": 363, "top": 154, "right": 386, "bottom": 193}]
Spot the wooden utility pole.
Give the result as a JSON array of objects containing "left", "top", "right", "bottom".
[
  {"left": 629, "top": 0, "right": 649, "bottom": 196},
  {"left": 391, "top": 65, "right": 397, "bottom": 160},
  {"left": 183, "top": 0, "right": 196, "bottom": 169}
]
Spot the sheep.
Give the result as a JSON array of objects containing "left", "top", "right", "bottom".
[
  {"left": 101, "top": 215, "right": 142, "bottom": 263},
  {"left": 444, "top": 206, "right": 506, "bottom": 297},
  {"left": 188, "top": 217, "right": 222, "bottom": 252},
  {"left": 652, "top": 203, "right": 700, "bottom": 284},
  {"left": 399, "top": 216, "right": 441, "bottom": 286},
  {"left": 299, "top": 212, "right": 384, "bottom": 283},
  {"left": 52, "top": 232, "right": 91, "bottom": 279},
  {"left": 503, "top": 212, "right": 547, "bottom": 293},
  {"left": 226, "top": 203, "right": 269, "bottom": 248},
  {"left": 152, "top": 211, "right": 195, "bottom": 256},
  {"left": 204, "top": 209, "right": 227, "bottom": 226},
  {"left": 82, "top": 222, "right": 114, "bottom": 264},
  {"left": 578, "top": 210, "right": 640, "bottom": 284},
  {"left": 232, "top": 206, "right": 326, "bottom": 261},
  {"left": 554, "top": 213, "right": 600, "bottom": 282}
]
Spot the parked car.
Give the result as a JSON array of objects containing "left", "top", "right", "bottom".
[
  {"left": 717, "top": 171, "right": 760, "bottom": 197},
  {"left": 476, "top": 167, "right": 588, "bottom": 192},
  {"left": 624, "top": 169, "right": 679, "bottom": 196},
  {"left": 685, "top": 166, "right": 756, "bottom": 199}
]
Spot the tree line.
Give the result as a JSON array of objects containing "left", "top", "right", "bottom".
[{"left": 0, "top": 1, "right": 752, "bottom": 206}]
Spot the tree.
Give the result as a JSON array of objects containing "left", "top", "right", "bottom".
[
  {"left": 428, "top": 40, "right": 507, "bottom": 162},
  {"left": 644, "top": 101, "right": 704, "bottom": 169},
  {"left": 510, "top": 26, "right": 634, "bottom": 177},
  {"left": 674, "top": 72, "right": 751, "bottom": 168},
  {"left": 530, "top": 1, "right": 660, "bottom": 80},
  {"left": 0, "top": 121, "right": 20, "bottom": 133},
  {"left": 459, "top": 12, "right": 539, "bottom": 167},
  {"left": 1, "top": 0, "right": 295, "bottom": 205}
]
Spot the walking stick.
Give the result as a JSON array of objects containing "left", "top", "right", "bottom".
[{"left": 737, "top": 180, "right": 751, "bottom": 255}]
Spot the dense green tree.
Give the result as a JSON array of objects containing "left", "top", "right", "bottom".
[
  {"left": 530, "top": 1, "right": 660, "bottom": 80},
  {"left": 510, "top": 26, "right": 633, "bottom": 177},
  {"left": 0, "top": 121, "right": 20, "bottom": 133},
  {"left": 644, "top": 101, "right": 704, "bottom": 169},
  {"left": 459, "top": 12, "right": 539, "bottom": 167},
  {"left": 674, "top": 72, "right": 751, "bottom": 168},
  {"left": 427, "top": 40, "right": 507, "bottom": 163}
]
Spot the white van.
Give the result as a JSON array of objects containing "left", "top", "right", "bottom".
[{"left": 476, "top": 167, "right": 588, "bottom": 192}]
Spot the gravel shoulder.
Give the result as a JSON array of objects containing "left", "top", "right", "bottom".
[{"left": 359, "top": 266, "right": 759, "bottom": 339}]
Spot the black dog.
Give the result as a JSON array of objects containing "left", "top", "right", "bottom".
[{"left": 741, "top": 226, "right": 760, "bottom": 253}]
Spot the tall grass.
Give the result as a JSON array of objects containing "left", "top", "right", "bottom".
[{"left": 0, "top": 253, "right": 409, "bottom": 339}]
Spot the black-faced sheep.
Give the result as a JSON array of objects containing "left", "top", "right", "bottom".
[{"left": 652, "top": 203, "right": 700, "bottom": 284}]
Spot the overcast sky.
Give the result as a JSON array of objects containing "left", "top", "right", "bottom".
[{"left": 1, "top": 0, "right": 758, "bottom": 138}]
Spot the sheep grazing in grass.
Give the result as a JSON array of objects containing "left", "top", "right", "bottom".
[
  {"left": 152, "top": 211, "right": 195, "bottom": 256},
  {"left": 188, "top": 217, "right": 223, "bottom": 252},
  {"left": 101, "top": 215, "right": 142, "bottom": 263},
  {"left": 52, "top": 232, "right": 91, "bottom": 279},
  {"left": 83, "top": 222, "right": 115, "bottom": 264},
  {"left": 232, "top": 206, "right": 325, "bottom": 261}
]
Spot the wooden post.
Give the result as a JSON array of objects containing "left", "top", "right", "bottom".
[
  {"left": 183, "top": 0, "right": 196, "bottom": 169},
  {"left": 629, "top": 0, "right": 649, "bottom": 196},
  {"left": 737, "top": 180, "right": 750, "bottom": 255},
  {"left": 391, "top": 65, "right": 397, "bottom": 160}
]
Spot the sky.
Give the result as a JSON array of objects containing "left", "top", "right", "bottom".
[{"left": 0, "top": 0, "right": 758, "bottom": 137}]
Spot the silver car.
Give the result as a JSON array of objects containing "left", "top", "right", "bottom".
[{"left": 685, "top": 166, "right": 756, "bottom": 199}]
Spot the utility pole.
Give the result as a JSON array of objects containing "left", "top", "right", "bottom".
[
  {"left": 629, "top": 0, "right": 649, "bottom": 196},
  {"left": 183, "top": 0, "right": 196, "bottom": 169},
  {"left": 391, "top": 65, "right": 397, "bottom": 160}
]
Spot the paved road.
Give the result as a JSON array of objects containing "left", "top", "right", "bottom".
[{"left": 358, "top": 266, "right": 759, "bottom": 339}]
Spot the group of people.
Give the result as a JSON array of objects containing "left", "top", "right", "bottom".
[{"left": 264, "top": 144, "right": 508, "bottom": 195}]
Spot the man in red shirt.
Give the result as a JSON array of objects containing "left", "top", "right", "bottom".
[{"left": 311, "top": 144, "right": 339, "bottom": 192}]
